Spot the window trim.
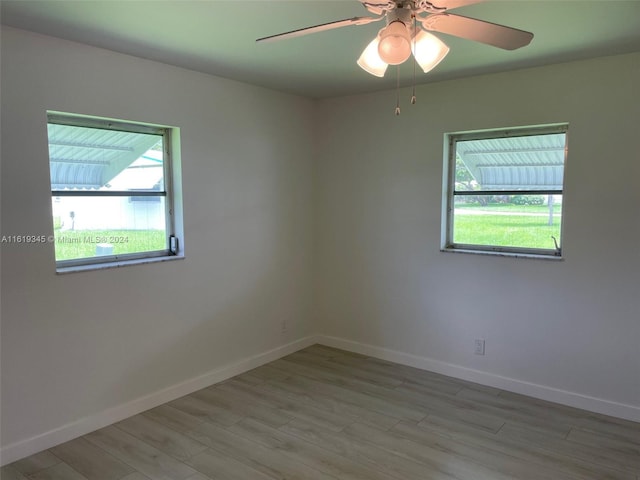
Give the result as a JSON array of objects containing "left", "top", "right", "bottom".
[
  {"left": 47, "top": 112, "right": 181, "bottom": 270},
  {"left": 442, "top": 124, "right": 568, "bottom": 258}
]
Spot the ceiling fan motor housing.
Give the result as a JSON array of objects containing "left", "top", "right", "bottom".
[{"left": 385, "top": 7, "right": 413, "bottom": 26}]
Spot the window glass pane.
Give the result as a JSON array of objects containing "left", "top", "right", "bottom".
[
  {"left": 452, "top": 194, "right": 563, "bottom": 250},
  {"left": 447, "top": 126, "right": 568, "bottom": 256},
  {"left": 52, "top": 196, "right": 167, "bottom": 261},
  {"left": 455, "top": 133, "right": 565, "bottom": 192},
  {"left": 48, "top": 123, "right": 164, "bottom": 192},
  {"left": 106, "top": 148, "right": 164, "bottom": 191}
]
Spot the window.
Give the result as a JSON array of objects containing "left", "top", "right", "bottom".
[
  {"left": 47, "top": 113, "right": 182, "bottom": 269},
  {"left": 443, "top": 125, "right": 568, "bottom": 257}
]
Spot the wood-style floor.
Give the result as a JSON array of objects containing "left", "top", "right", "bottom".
[{"left": 3, "top": 344, "right": 639, "bottom": 480}]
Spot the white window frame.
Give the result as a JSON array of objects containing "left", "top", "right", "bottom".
[
  {"left": 442, "top": 124, "right": 568, "bottom": 258},
  {"left": 47, "top": 112, "right": 183, "bottom": 271}
]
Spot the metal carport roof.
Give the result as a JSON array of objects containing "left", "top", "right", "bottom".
[
  {"left": 48, "top": 123, "right": 161, "bottom": 190},
  {"left": 456, "top": 133, "right": 566, "bottom": 190}
]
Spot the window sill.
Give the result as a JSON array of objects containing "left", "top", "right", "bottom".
[
  {"left": 56, "top": 254, "right": 184, "bottom": 274},
  {"left": 440, "top": 248, "right": 563, "bottom": 261}
]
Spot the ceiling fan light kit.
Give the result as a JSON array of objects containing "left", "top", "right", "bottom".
[
  {"left": 411, "top": 30, "right": 450, "bottom": 73},
  {"left": 357, "top": 36, "right": 388, "bottom": 77},
  {"left": 257, "top": 0, "right": 533, "bottom": 112}
]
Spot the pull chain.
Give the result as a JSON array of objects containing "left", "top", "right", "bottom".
[
  {"left": 395, "top": 65, "right": 401, "bottom": 116},
  {"left": 411, "top": 17, "right": 417, "bottom": 104}
]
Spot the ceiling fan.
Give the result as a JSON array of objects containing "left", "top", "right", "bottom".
[{"left": 256, "top": 0, "right": 534, "bottom": 78}]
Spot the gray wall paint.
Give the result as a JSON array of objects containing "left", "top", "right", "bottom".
[
  {"left": 0, "top": 27, "right": 315, "bottom": 448},
  {"left": 314, "top": 53, "right": 640, "bottom": 408}
]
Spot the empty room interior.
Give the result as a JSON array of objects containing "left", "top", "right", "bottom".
[{"left": 1, "top": 1, "right": 639, "bottom": 479}]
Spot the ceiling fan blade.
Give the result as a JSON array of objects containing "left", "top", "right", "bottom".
[
  {"left": 419, "top": 0, "right": 484, "bottom": 12},
  {"left": 421, "top": 13, "right": 533, "bottom": 50},
  {"left": 357, "top": 1, "right": 395, "bottom": 15},
  {"left": 256, "top": 16, "right": 382, "bottom": 43}
]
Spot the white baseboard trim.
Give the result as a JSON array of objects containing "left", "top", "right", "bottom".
[
  {"left": 0, "top": 335, "right": 318, "bottom": 466},
  {"left": 317, "top": 335, "right": 640, "bottom": 423}
]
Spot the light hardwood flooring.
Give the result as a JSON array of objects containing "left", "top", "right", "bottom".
[{"left": 3, "top": 344, "right": 639, "bottom": 480}]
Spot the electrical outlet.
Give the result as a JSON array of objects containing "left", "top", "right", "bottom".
[
  {"left": 474, "top": 339, "right": 485, "bottom": 355},
  {"left": 281, "top": 319, "right": 287, "bottom": 334}
]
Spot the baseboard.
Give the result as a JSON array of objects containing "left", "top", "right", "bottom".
[
  {"left": 317, "top": 335, "right": 640, "bottom": 423},
  {"left": 0, "top": 335, "right": 318, "bottom": 466}
]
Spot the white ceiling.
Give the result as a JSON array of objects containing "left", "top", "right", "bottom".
[{"left": 2, "top": 1, "right": 640, "bottom": 98}]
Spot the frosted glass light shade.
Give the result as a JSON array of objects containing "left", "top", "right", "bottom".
[
  {"left": 378, "top": 21, "right": 411, "bottom": 65},
  {"left": 411, "top": 30, "right": 449, "bottom": 73},
  {"left": 357, "top": 37, "right": 388, "bottom": 77}
]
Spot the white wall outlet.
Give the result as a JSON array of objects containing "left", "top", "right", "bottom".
[
  {"left": 474, "top": 339, "right": 485, "bottom": 355},
  {"left": 281, "top": 319, "right": 287, "bottom": 334}
]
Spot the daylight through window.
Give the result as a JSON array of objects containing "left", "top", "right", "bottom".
[
  {"left": 47, "top": 113, "right": 180, "bottom": 268},
  {"left": 443, "top": 125, "right": 568, "bottom": 257}
]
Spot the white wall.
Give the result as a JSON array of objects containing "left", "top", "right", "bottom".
[
  {"left": 314, "top": 53, "right": 640, "bottom": 415},
  {"left": 0, "top": 27, "right": 316, "bottom": 454}
]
